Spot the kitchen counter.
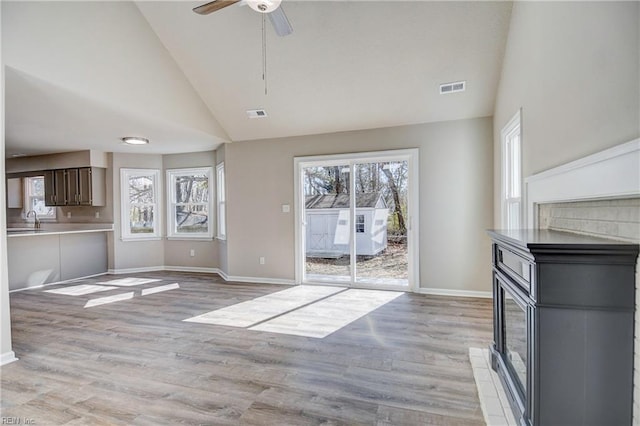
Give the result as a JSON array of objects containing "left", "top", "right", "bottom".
[
  {"left": 6, "top": 224, "right": 112, "bottom": 291},
  {"left": 7, "top": 223, "right": 113, "bottom": 237}
]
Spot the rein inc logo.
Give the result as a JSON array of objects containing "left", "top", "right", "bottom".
[{"left": 1, "top": 418, "right": 35, "bottom": 425}]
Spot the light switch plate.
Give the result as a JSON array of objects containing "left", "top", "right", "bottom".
[{"left": 282, "top": 204, "right": 290, "bottom": 213}]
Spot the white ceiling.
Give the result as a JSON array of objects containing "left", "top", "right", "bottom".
[
  {"left": 137, "top": 1, "right": 513, "bottom": 141},
  {"left": 4, "top": 67, "right": 223, "bottom": 158},
  {"left": 3, "top": 1, "right": 513, "bottom": 157}
]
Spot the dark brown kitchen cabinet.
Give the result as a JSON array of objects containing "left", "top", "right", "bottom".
[{"left": 44, "top": 167, "right": 105, "bottom": 206}]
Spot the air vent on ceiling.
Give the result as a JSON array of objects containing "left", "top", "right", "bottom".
[
  {"left": 439, "top": 80, "right": 466, "bottom": 95},
  {"left": 247, "top": 109, "right": 268, "bottom": 118}
]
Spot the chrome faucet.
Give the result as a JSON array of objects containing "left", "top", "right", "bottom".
[{"left": 26, "top": 210, "right": 41, "bottom": 229}]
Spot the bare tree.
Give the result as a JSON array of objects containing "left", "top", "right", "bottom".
[{"left": 381, "top": 164, "right": 407, "bottom": 236}]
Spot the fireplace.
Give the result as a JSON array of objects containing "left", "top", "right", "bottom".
[
  {"left": 489, "top": 229, "right": 638, "bottom": 425},
  {"left": 492, "top": 267, "right": 529, "bottom": 418},
  {"left": 489, "top": 138, "right": 640, "bottom": 425}
]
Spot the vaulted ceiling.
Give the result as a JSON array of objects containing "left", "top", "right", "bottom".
[
  {"left": 3, "top": 1, "right": 513, "bottom": 157},
  {"left": 138, "top": 1, "right": 513, "bottom": 141}
]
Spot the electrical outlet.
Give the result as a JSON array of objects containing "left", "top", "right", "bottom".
[
  {"left": 282, "top": 204, "right": 290, "bottom": 213},
  {"left": 95, "top": 211, "right": 100, "bottom": 219},
  {"left": 190, "top": 249, "right": 195, "bottom": 257},
  {"left": 66, "top": 212, "right": 71, "bottom": 219},
  {"left": 259, "top": 256, "right": 265, "bottom": 265}
]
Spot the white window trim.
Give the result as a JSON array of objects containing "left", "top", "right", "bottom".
[
  {"left": 120, "top": 168, "right": 162, "bottom": 241},
  {"left": 166, "top": 167, "right": 214, "bottom": 240},
  {"left": 216, "top": 162, "right": 227, "bottom": 240},
  {"left": 501, "top": 109, "right": 522, "bottom": 230},
  {"left": 23, "top": 175, "right": 56, "bottom": 221}
]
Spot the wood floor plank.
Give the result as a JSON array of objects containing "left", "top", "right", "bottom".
[{"left": 1, "top": 272, "right": 493, "bottom": 425}]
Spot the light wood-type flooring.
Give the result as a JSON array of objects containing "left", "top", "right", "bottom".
[{"left": 1, "top": 272, "right": 493, "bottom": 425}]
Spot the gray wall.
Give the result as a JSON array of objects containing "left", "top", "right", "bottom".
[
  {"left": 493, "top": 1, "right": 640, "bottom": 226},
  {"left": 110, "top": 153, "right": 165, "bottom": 271},
  {"left": 225, "top": 117, "right": 494, "bottom": 291},
  {"left": 1, "top": 8, "right": 15, "bottom": 360},
  {"left": 110, "top": 151, "right": 220, "bottom": 271}
]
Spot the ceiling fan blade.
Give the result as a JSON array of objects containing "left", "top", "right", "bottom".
[
  {"left": 268, "top": 5, "right": 293, "bottom": 37},
  {"left": 193, "top": 0, "right": 241, "bottom": 15}
]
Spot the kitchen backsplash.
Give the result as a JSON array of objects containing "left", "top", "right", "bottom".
[{"left": 7, "top": 204, "right": 113, "bottom": 225}]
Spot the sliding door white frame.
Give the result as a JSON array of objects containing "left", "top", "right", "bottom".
[{"left": 294, "top": 148, "right": 419, "bottom": 292}]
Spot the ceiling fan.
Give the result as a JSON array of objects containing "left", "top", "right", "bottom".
[{"left": 193, "top": 0, "right": 293, "bottom": 37}]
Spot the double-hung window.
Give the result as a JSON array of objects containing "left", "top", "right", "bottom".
[
  {"left": 216, "top": 163, "right": 226, "bottom": 240},
  {"left": 24, "top": 176, "right": 56, "bottom": 220},
  {"left": 501, "top": 110, "right": 522, "bottom": 230},
  {"left": 167, "top": 167, "right": 214, "bottom": 239},
  {"left": 120, "top": 169, "right": 161, "bottom": 240}
]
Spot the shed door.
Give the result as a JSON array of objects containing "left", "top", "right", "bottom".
[{"left": 308, "top": 214, "right": 330, "bottom": 251}]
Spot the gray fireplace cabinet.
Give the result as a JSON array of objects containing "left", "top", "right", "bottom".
[{"left": 487, "top": 229, "right": 639, "bottom": 426}]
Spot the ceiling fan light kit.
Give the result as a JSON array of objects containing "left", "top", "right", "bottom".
[
  {"left": 193, "top": 0, "right": 292, "bottom": 36},
  {"left": 247, "top": 0, "right": 282, "bottom": 13}
]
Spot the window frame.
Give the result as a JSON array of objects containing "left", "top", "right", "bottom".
[
  {"left": 501, "top": 109, "right": 523, "bottom": 230},
  {"left": 216, "top": 162, "right": 227, "bottom": 240},
  {"left": 166, "top": 167, "right": 214, "bottom": 240},
  {"left": 355, "top": 214, "right": 365, "bottom": 233},
  {"left": 23, "top": 175, "right": 56, "bottom": 221},
  {"left": 120, "top": 168, "right": 162, "bottom": 241}
]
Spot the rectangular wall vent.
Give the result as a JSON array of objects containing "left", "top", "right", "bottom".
[
  {"left": 247, "top": 109, "right": 268, "bottom": 118},
  {"left": 439, "top": 81, "right": 466, "bottom": 94}
]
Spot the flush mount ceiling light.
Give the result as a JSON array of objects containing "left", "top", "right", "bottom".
[
  {"left": 246, "top": 0, "right": 282, "bottom": 13},
  {"left": 121, "top": 137, "right": 150, "bottom": 145}
]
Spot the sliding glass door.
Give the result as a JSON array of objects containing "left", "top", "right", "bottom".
[
  {"left": 353, "top": 160, "right": 409, "bottom": 287},
  {"left": 303, "top": 164, "right": 352, "bottom": 283},
  {"left": 295, "top": 150, "right": 418, "bottom": 291}
]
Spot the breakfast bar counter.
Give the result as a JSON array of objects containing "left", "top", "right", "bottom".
[{"left": 6, "top": 224, "right": 113, "bottom": 291}]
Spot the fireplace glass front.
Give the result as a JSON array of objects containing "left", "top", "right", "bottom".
[{"left": 503, "top": 291, "right": 527, "bottom": 392}]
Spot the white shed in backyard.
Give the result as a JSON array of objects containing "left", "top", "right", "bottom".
[{"left": 305, "top": 193, "right": 389, "bottom": 257}]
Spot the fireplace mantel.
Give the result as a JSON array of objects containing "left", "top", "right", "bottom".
[{"left": 525, "top": 138, "right": 640, "bottom": 228}]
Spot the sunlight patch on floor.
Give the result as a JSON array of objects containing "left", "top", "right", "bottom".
[
  {"left": 250, "top": 289, "right": 403, "bottom": 338},
  {"left": 45, "top": 284, "right": 118, "bottom": 296},
  {"left": 184, "top": 285, "right": 344, "bottom": 327},
  {"left": 185, "top": 286, "right": 403, "bottom": 338},
  {"left": 84, "top": 292, "right": 135, "bottom": 308},
  {"left": 141, "top": 283, "right": 180, "bottom": 296}
]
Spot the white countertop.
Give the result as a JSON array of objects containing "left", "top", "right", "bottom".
[{"left": 6, "top": 223, "right": 114, "bottom": 237}]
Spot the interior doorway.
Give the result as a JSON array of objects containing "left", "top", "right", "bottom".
[{"left": 295, "top": 149, "right": 419, "bottom": 291}]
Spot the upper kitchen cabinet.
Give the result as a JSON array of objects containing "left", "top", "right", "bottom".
[
  {"left": 6, "top": 177, "right": 23, "bottom": 208},
  {"left": 44, "top": 167, "right": 106, "bottom": 206}
]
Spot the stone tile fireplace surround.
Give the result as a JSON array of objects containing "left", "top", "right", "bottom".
[{"left": 525, "top": 139, "right": 640, "bottom": 423}]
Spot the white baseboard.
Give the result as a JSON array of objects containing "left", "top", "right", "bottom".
[
  {"left": 217, "top": 269, "right": 230, "bottom": 281},
  {"left": 9, "top": 272, "right": 109, "bottom": 293},
  {"left": 222, "top": 275, "right": 296, "bottom": 286},
  {"left": 107, "top": 266, "right": 165, "bottom": 274},
  {"left": 0, "top": 351, "right": 18, "bottom": 366},
  {"left": 415, "top": 287, "right": 492, "bottom": 299},
  {"left": 164, "top": 266, "right": 220, "bottom": 274}
]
